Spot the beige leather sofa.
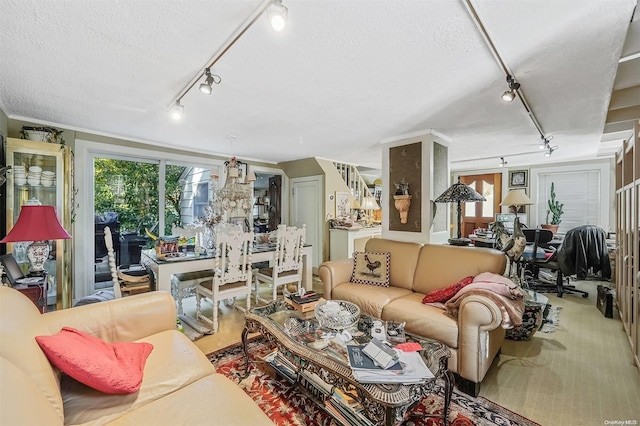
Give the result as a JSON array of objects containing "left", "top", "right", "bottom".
[
  {"left": 0, "top": 286, "right": 272, "bottom": 426},
  {"left": 318, "top": 238, "right": 507, "bottom": 396}
]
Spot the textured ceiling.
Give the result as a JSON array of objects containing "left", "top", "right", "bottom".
[{"left": 0, "top": 0, "right": 637, "bottom": 171}]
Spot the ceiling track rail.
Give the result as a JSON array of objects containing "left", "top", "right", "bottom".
[
  {"left": 168, "top": 0, "right": 274, "bottom": 110},
  {"left": 461, "top": 0, "right": 546, "bottom": 139}
]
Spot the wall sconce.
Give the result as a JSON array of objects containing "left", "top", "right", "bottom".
[{"left": 393, "top": 195, "right": 412, "bottom": 224}]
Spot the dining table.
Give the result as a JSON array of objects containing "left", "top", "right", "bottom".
[{"left": 140, "top": 244, "right": 313, "bottom": 294}]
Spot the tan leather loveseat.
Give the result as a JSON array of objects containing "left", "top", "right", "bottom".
[
  {"left": 0, "top": 287, "right": 272, "bottom": 426},
  {"left": 318, "top": 238, "right": 507, "bottom": 396}
]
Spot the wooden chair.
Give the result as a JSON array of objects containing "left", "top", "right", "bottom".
[
  {"left": 195, "top": 227, "right": 254, "bottom": 333},
  {"left": 104, "top": 226, "right": 122, "bottom": 299},
  {"left": 254, "top": 224, "right": 306, "bottom": 303},
  {"left": 104, "top": 226, "right": 151, "bottom": 297}
]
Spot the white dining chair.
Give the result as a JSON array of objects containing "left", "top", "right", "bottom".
[
  {"left": 195, "top": 227, "right": 254, "bottom": 333},
  {"left": 254, "top": 224, "right": 306, "bottom": 303}
]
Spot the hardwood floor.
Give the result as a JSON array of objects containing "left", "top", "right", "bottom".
[{"left": 182, "top": 278, "right": 640, "bottom": 426}]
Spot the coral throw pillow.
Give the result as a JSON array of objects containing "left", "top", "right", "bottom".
[
  {"left": 422, "top": 276, "right": 475, "bottom": 304},
  {"left": 35, "top": 327, "right": 153, "bottom": 394},
  {"left": 351, "top": 251, "right": 391, "bottom": 287}
]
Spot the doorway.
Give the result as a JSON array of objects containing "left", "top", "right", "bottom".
[
  {"left": 290, "top": 176, "right": 322, "bottom": 270},
  {"left": 460, "top": 173, "right": 502, "bottom": 237}
]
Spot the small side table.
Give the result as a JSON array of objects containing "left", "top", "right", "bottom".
[{"left": 13, "top": 282, "right": 48, "bottom": 313}]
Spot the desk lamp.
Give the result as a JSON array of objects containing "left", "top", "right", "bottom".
[
  {"left": 0, "top": 205, "right": 71, "bottom": 275},
  {"left": 360, "top": 196, "right": 380, "bottom": 226},
  {"left": 500, "top": 189, "right": 534, "bottom": 225},
  {"left": 435, "top": 177, "right": 486, "bottom": 246}
]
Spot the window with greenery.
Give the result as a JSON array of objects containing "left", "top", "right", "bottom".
[{"left": 94, "top": 158, "right": 189, "bottom": 236}]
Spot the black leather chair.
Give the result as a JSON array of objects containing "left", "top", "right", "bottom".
[{"left": 520, "top": 228, "right": 589, "bottom": 298}]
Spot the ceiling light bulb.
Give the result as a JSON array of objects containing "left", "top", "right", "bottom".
[
  {"left": 171, "top": 102, "right": 184, "bottom": 120},
  {"left": 269, "top": 0, "right": 288, "bottom": 31},
  {"left": 544, "top": 150, "right": 551, "bottom": 158},
  {"left": 539, "top": 142, "right": 547, "bottom": 150},
  {"left": 501, "top": 89, "right": 516, "bottom": 102},
  {"left": 199, "top": 81, "right": 212, "bottom": 95}
]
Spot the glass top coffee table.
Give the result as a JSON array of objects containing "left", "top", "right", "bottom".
[{"left": 242, "top": 300, "right": 453, "bottom": 426}]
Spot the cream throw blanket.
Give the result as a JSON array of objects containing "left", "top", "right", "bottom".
[{"left": 444, "top": 272, "right": 525, "bottom": 329}]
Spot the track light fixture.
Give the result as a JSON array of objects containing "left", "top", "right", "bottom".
[
  {"left": 168, "top": 0, "right": 289, "bottom": 120},
  {"left": 171, "top": 101, "right": 184, "bottom": 120},
  {"left": 269, "top": 0, "right": 288, "bottom": 31},
  {"left": 199, "top": 68, "right": 222, "bottom": 95},
  {"left": 501, "top": 75, "right": 520, "bottom": 102},
  {"left": 544, "top": 144, "right": 557, "bottom": 157},
  {"left": 499, "top": 157, "right": 507, "bottom": 167}
]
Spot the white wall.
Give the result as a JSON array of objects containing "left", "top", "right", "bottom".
[{"left": 455, "top": 157, "right": 615, "bottom": 232}]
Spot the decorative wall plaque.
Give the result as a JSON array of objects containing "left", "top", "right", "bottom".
[{"left": 389, "top": 142, "right": 421, "bottom": 232}]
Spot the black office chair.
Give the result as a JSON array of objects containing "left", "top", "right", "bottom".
[{"left": 519, "top": 228, "right": 589, "bottom": 298}]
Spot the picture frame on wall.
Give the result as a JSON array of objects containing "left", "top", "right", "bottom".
[
  {"left": 335, "top": 191, "right": 351, "bottom": 218},
  {"left": 509, "top": 170, "right": 528, "bottom": 187}
]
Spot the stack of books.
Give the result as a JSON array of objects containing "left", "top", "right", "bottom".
[
  {"left": 285, "top": 291, "right": 323, "bottom": 313},
  {"left": 346, "top": 343, "right": 434, "bottom": 384}
]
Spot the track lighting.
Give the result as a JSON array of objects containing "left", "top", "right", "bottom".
[
  {"left": 199, "top": 68, "right": 221, "bottom": 95},
  {"left": 544, "top": 145, "right": 557, "bottom": 157},
  {"left": 501, "top": 75, "right": 520, "bottom": 102},
  {"left": 171, "top": 101, "right": 184, "bottom": 120},
  {"left": 499, "top": 157, "right": 507, "bottom": 167},
  {"left": 269, "top": 0, "right": 288, "bottom": 31}
]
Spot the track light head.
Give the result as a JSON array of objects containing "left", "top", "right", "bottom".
[
  {"left": 501, "top": 90, "right": 516, "bottom": 102},
  {"left": 199, "top": 68, "right": 221, "bottom": 95},
  {"left": 499, "top": 157, "right": 507, "bottom": 167},
  {"left": 269, "top": 0, "right": 288, "bottom": 31},
  {"left": 501, "top": 75, "right": 520, "bottom": 102},
  {"left": 171, "top": 101, "right": 184, "bottom": 120},
  {"left": 544, "top": 145, "right": 557, "bottom": 157}
]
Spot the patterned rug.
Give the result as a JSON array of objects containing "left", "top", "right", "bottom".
[{"left": 208, "top": 337, "right": 540, "bottom": 426}]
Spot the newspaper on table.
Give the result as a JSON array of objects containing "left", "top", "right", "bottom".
[{"left": 347, "top": 344, "right": 435, "bottom": 384}]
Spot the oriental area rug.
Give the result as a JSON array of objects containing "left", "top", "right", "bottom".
[{"left": 208, "top": 337, "right": 540, "bottom": 426}]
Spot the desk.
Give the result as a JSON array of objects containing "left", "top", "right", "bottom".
[
  {"left": 141, "top": 245, "right": 313, "bottom": 294},
  {"left": 469, "top": 234, "right": 563, "bottom": 249}
]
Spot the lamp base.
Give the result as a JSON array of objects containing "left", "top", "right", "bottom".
[
  {"left": 26, "top": 240, "right": 50, "bottom": 274},
  {"left": 448, "top": 238, "right": 471, "bottom": 246}
]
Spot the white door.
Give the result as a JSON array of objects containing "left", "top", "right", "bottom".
[{"left": 290, "top": 176, "right": 322, "bottom": 270}]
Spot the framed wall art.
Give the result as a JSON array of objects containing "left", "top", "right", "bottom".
[
  {"left": 509, "top": 170, "right": 528, "bottom": 187},
  {"left": 335, "top": 191, "right": 351, "bottom": 218}
]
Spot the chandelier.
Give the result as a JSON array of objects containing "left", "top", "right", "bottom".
[{"left": 212, "top": 157, "right": 253, "bottom": 224}]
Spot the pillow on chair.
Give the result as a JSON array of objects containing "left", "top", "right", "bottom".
[{"left": 350, "top": 252, "right": 390, "bottom": 287}]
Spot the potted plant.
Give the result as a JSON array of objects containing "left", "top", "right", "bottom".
[{"left": 542, "top": 182, "right": 563, "bottom": 234}]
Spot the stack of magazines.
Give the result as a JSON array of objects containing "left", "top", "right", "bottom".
[{"left": 346, "top": 344, "right": 434, "bottom": 384}]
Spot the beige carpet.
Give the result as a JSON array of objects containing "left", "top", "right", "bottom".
[{"left": 181, "top": 278, "right": 640, "bottom": 426}]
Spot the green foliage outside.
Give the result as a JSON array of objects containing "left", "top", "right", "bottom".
[{"left": 94, "top": 159, "right": 185, "bottom": 236}]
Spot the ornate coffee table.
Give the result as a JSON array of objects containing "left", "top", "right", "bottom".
[{"left": 242, "top": 301, "right": 453, "bottom": 426}]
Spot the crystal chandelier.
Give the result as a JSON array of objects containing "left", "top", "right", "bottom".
[{"left": 212, "top": 157, "right": 253, "bottom": 223}]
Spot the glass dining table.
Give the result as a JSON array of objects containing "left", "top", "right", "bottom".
[{"left": 140, "top": 244, "right": 313, "bottom": 294}]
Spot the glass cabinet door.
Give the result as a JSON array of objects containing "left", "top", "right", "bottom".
[{"left": 5, "top": 138, "right": 72, "bottom": 310}]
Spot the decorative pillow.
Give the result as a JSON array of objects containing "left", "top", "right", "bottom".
[
  {"left": 350, "top": 251, "right": 391, "bottom": 287},
  {"left": 422, "top": 276, "right": 475, "bottom": 304},
  {"left": 35, "top": 326, "right": 153, "bottom": 394}
]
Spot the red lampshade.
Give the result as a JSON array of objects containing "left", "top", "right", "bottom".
[{"left": 0, "top": 205, "right": 72, "bottom": 243}]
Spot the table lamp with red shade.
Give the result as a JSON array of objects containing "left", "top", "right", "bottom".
[{"left": 0, "top": 205, "right": 71, "bottom": 275}]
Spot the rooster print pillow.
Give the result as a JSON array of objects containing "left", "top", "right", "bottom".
[{"left": 351, "top": 251, "right": 390, "bottom": 287}]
